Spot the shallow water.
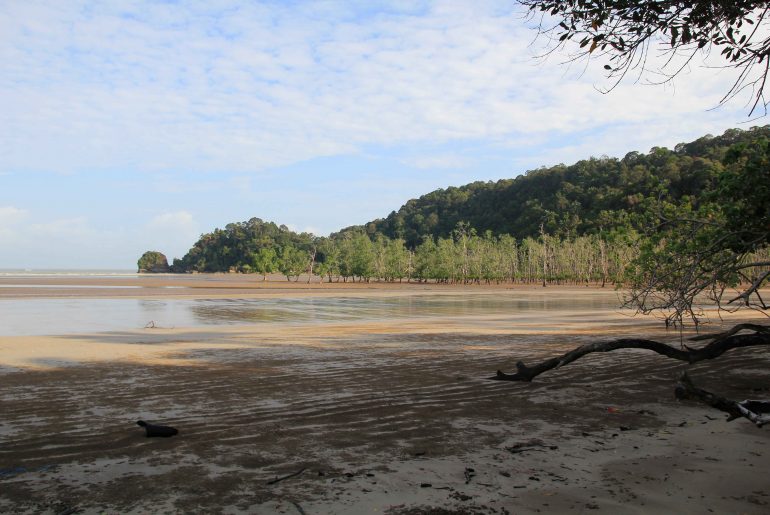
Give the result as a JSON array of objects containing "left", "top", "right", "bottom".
[
  {"left": 0, "top": 269, "right": 137, "bottom": 278},
  {"left": 0, "top": 293, "right": 623, "bottom": 336}
]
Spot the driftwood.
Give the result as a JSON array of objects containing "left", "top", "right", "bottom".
[
  {"left": 676, "top": 372, "right": 770, "bottom": 427},
  {"left": 266, "top": 467, "right": 306, "bottom": 485},
  {"left": 492, "top": 323, "right": 770, "bottom": 382},
  {"left": 505, "top": 439, "right": 558, "bottom": 454}
]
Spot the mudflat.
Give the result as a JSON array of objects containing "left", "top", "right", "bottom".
[{"left": 1, "top": 277, "right": 769, "bottom": 514}]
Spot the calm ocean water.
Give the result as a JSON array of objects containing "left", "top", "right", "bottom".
[
  {"left": 0, "top": 269, "right": 624, "bottom": 337},
  {"left": 0, "top": 269, "right": 137, "bottom": 278},
  {"left": 0, "top": 292, "right": 622, "bottom": 337}
]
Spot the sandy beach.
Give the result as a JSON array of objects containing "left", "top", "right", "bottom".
[{"left": 1, "top": 276, "right": 769, "bottom": 514}]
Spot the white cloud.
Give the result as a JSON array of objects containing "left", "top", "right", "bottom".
[
  {"left": 0, "top": 213, "right": 134, "bottom": 268},
  {"left": 30, "top": 216, "right": 90, "bottom": 236},
  {"left": 402, "top": 154, "right": 472, "bottom": 169},
  {"left": 0, "top": 1, "right": 752, "bottom": 176},
  {"left": 0, "top": 210, "right": 200, "bottom": 268},
  {"left": 141, "top": 211, "right": 200, "bottom": 260},
  {"left": 148, "top": 211, "right": 196, "bottom": 232},
  {"left": 0, "top": 1, "right": 761, "bottom": 268},
  {"left": 0, "top": 206, "right": 28, "bottom": 239},
  {"left": 0, "top": 205, "right": 27, "bottom": 224}
]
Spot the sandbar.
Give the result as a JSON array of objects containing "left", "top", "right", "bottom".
[{"left": 1, "top": 278, "right": 769, "bottom": 514}]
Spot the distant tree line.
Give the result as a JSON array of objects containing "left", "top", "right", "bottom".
[
  {"left": 141, "top": 126, "right": 770, "bottom": 289},
  {"left": 163, "top": 217, "right": 637, "bottom": 285},
  {"left": 347, "top": 126, "right": 770, "bottom": 248}
]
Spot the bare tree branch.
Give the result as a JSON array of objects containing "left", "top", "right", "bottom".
[
  {"left": 676, "top": 372, "right": 770, "bottom": 426},
  {"left": 491, "top": 325, "right": 770, "bottom": 382}
]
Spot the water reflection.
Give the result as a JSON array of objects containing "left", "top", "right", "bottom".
[
  {"left": 0, "top": 293, "right": 622, "bottom": 336},
  {"left": 187, "top": 295, "right": 620, "bottom": 325}
]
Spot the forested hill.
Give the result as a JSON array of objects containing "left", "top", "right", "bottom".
[
  {"left": 347, "top": 126, "right": 770, "bottom": 248},
  {"left": 157, "top": 125, "right": 769, "bottom": 277}
]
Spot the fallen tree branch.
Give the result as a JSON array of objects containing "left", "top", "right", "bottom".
[
  {"left": 491, "top": 325, "right": 770, "bottom": 382},
  {"left": 688, "top": 323, "right": 770, "bottom": 342},
  {"left": 675, "top": 372, "right": 770, "bottom": 427},
  {"left": 266, "top": 467, "right": 306, "bottom": 485}
]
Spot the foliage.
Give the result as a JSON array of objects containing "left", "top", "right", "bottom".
[
  {"left": 169, "top": 218, "right": 314, "bottom": 274},
  {"left": 161, "top": 216, "right": 636, "bottom": 285},
  {"left": 148, "top": 127, "right": 770, "bottom": 311},
  {"left": 518, "top": 1, "right": 770, "bottom": 114},
  {"left": 624, "top": 132, "right": 770, "bottom": 323},
  {"left": 352, "top": 126, "right": 769, "bottom": 248},
  {"left": 137, "top": 251, "right": 169, "bottom": 273},
  {"left": 278, "top": 245, "right": 310, "bottom": 281}
]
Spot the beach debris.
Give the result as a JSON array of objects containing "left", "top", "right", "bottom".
[
  {"left": 505, "top": 439, "right": 558, "bottom": 454},
  {"left": 493, "top": 324, "right": 770, "bottom": 383},
  {"left": 676, "top": 372, "right": 770, "bottom": 427},
  {"left": 420, "top": 483, "right": 432, "bottom": 488},
  {"left": 290, "top": 501, "right": 307, "bottom": 515},
  {"left": 464, "top": 467, "right": 476, "bottom": 484},
  {"left": 450, "top": 491, "right": 473, "bottom": 501},
  {"left": 0, "top": 466, "right": 27, "bottom": 478},
  {"left": 144, "top": 320, "right": 158, "bottom": 328},
  {"left": 0, "top": 464, "right": 57, "bottom": 479},
  {"left": 267, "top": 467, "right": 306, "bottom": 485},
  {"left": 136, "top": 420, "right": 178, "bottom": 437},
  {"left": 492, "top": 325, "right": 770, "bottom": 426}
]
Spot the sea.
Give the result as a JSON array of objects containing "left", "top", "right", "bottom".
[
  {"left": 0, "top": 269, "right": 138, "bottom": 278},
  {"left": 0, "top": 269, "right": 623, "bottom": 337}
]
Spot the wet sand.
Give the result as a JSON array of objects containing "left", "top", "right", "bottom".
[
  {"left": 0, "top": 273, "right": 525, "bottom": 299},
  {"left": 1, "top": 278, "right": 769, "bottom": 514}
]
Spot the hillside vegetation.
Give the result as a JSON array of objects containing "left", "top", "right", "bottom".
[
  {"left": 153, "top": 126, "right": 770, "bottom": 286},
  {"left": 351, "top": 126, "right": 770, "bottom": 247}
]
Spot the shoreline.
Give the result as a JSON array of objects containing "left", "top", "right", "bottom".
[
  {"left": 0, "top": 273, "right": 628, "bottom": 300},
  {"left": 1, "top": 283, "right": 768, "bottom": 513}
]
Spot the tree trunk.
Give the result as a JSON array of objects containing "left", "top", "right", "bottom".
[
  {"left": 676, "top": 372, "right": 770, "bottom": 427},
  {"left": 493, "top": 324, "right": 770, "bottom": 382}
]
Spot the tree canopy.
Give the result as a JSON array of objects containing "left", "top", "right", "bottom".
[
  {"left": 152, "top": 126, "right": 770, "bottom": 312},
  {"left": 519, "top": 1, "right": 770, "bottom": 114},
  {"left": 352, "top": 126, "right": 770, "bottom": 249},
  {"left": 624, "top": 131, "right": 770, "bottom": 324},
  {"left": 137, "top": 251, "right": 169, "bottom": 273}
]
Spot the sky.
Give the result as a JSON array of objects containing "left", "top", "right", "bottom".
[{"left": 0, "top": 0, "right": 760, "bottom": 269}]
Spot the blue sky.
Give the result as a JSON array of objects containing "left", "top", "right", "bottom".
[{"left": 0, "top": 0, "right": 756, "bottom": 268}]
